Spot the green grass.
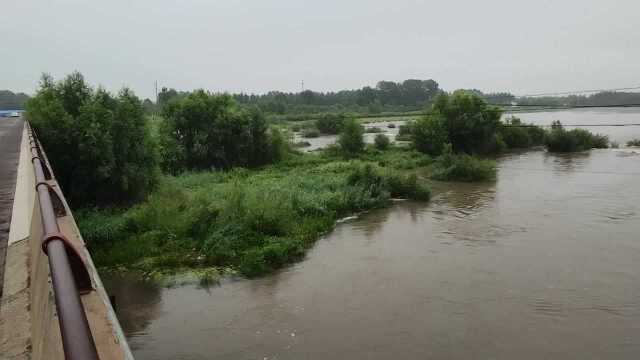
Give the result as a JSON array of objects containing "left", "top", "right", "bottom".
[
  {"left": 431, "top": 152, "right": 496, "bottom": 182},
  {"left": 79, "top": 147, "right": 433, "bottom": 277}
]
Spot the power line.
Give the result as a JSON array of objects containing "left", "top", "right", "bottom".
[
  {"left": 516, "top": 86, "right": 640, "bottom": 98},
  {"left": 496, "top": 103, "right": 640, "bottom": 109},
  {"left": 502, "top": 123, "right": 640, "bottom": 128}
]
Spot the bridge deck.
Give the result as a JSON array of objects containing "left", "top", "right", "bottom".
[{"left": 0, "top": 116, "right": 24, "bottom": 298}]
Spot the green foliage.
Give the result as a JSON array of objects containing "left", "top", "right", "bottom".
[
  {"left": 429, "top": 91, "right": 503, "bottom": 154},
  {"left": 365, "top": 126, "right": 383, "bottom": 133},
  {"left": 544, "top": 122, "right": 609, "bottom": 152},
  {"left": 499, "top": 117, "right": 531, "bottom": 148},
  {"left": 0, "top": 90, "right": 29, "bottom": 110},
  {"left": 159, "top": 91, "right": 284, "bottom": 173},
  {"left": 374, "top": 133, "right": 390, "bottom": 150},
  {"left": 315, "top": 113, "right": 346, "bottom": 134},
  {"left": 302, "top": 128, "right": 320, "bottom": 138},
  {"left": 627, "top": 139, "right": 640, "bottom": 147},
  {"left": 80, "top": 150, "right": 432, "bottom": 277},
  {"left": 338, "top": 118, "right": 365, "bottom": 156},
  {"left": 412, "top": 115, "right": 448, "bottom": 155},
  {"left": 234, "top": 79, "right": 441, "bottom": 116},
  {"left": 432, "top": 145, "right": 496, "bottom": 182},
  {"left": 26, "top": 72, "right": 158, "bottom": 206}
]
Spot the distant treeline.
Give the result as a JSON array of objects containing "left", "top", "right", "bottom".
[
  {"left": 155, "top": 80, "right": 524, "bottom": 117},
  {"left": 516, "top": 91, "right": 640, "bottom": 106},
  {"left": 0, "top": 90, "right": 30, "bottom": 110}
]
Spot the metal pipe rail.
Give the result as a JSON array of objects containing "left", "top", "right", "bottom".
[{"left": 27, "top": 124, "right": 99, "bottom": 360}]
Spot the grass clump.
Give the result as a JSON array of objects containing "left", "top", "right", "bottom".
[
  {"left": 431, "top": 146, "right": 496, "bottom": 182},
  {"left": 80, "top": 150, "right": 432, "bottom": 278},
  {"left": 545, "top": 121, "right": 609, "bottom": 152}
]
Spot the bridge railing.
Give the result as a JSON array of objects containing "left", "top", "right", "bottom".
[{"left": 27, "top": 124, "right": 100, "bottom": 360}]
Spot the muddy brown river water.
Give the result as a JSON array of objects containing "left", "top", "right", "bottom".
[{"left": 104, "top": 109, "right": 640, "bottom": 359}]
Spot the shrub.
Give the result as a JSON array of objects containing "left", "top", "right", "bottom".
[
  {"left": 432, "top": 145, "right": 496, "bottom": 182},
  {"left": 160, "top": 92, "right": 282, "bottom": 172},
  {"left": 302, "top": 128, "right": 320, "bottom": 138},
  {"left": 338, "top": 118, "right": 365, "bottom": 156},
  {"left": 395, "top": 123, "right": 413, "bottom": 141},
  {"left": 374, "top": 134, "right": 390, "bottom": 150},
  {"left": 430, "top": 91, "right": 502, "bottom": 154},
  {"left": 315, "top": 113, "right": 346, "bottom": 134},
  {"left": 365, "top": 126, "right": 383, "bottom": 133},
  {"left": 26, "top": 72, "right": 158, "bottom": 206},
  {"left": 499, "top": 117, "right": 531, "bottom": 148},
  {"left": 412, "top": 115, "right": 448, "bottom": 155},
  {"left": 545, "top": 122, "right": 609, "bottom": 152},
  {"left": 627, "top": 139, "right": 640, "bottom": 147}
]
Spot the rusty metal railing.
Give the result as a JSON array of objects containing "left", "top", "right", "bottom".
[{"left": 27, "top": 124, "right": 100, "bottom": 360}]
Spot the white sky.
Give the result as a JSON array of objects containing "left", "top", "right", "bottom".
[{"left": 2, "top": 0, "right": 639, "bottom": 99}]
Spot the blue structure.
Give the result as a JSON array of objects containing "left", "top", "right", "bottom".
[{"left": 0, "top": 110, "right": 23, "bottom": 117}]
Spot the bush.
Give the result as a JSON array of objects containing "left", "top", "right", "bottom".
[
  {"left": 302, "top": 128, "right": 320, "bottom": 138},
  {"left": 430, "top": 91, "right": 502, "bottom": 154},
  {"left": 338, "top": 118, "right": 365, "bottom": 156},
  {"left": 432, "top": 145, "right": 496, "bottom": 182},
  {"left": 26, "top": 72, "right": 158, "bottom": 206},
  {"left": 412, "top": 115, "right": 448, "bottom": 155},
  {"left": 545, "top": 122, "right": 609, "bottom": 152},
  {"left": 365, "top": 126, "right": 383, "bottom": 133},
  {"left": 627, "top": 139, "right": 640, "bottom": 147},
  {"left": 374, "top": 134, "right": 390, "bottom": 150},
  {"left": 499, "top": 117, "right": 531, "bottom": 148},
  {"left": 315, "top": 113, "right": 346, "bottom": 134},
  {"left": 160, "top": 92, "right": 282, "bottom": 172}
]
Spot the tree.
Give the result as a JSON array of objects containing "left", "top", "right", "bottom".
[
  {"left": 315, "top": 113, "right": 346, "bottom": 134},
  {"left": 160, "top": 90, "right": 283, "bottom": 173},
  {"left": 374, "top": 133, "right": 390, "bottom": 150},
  {"left": 430, "top": 91, "right": 503, "bottom": 154},
  {"left": 412, "top": 115, "right": 448, "bottom": 155},
  {"left": 338, "top": 118, "right": 365, "bottom": 156},
  {"left": 26, "top": 72, "right": 158, "bottom": 206}
]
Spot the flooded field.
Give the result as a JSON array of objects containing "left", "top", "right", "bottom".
[
  {"left": 104, "top": 109, "right": 640, "bottom": 359},
  {"left": 293, "top": 108, "right": 640, "bottom": 151}
]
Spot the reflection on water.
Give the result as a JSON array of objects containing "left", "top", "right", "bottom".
[{"left": 105, "top": 149, "right": 640, "bottom": 360}]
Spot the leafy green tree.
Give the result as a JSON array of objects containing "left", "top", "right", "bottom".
[
  {"left": 374, "top": 133, "right": 390, "bottom": 150},
  {"left": 412, "top": 114, "right": 448, "bottom": 155},
  {"left": 315, "top": 113, "right": 346, "bottom": 134},
  {"left": 160, "top": 90, "right": 283, "bottom": 172},
  {"left": 26, "top": 72, "right": 158, "bottom": 206},
  {"left": 338, "top": 118, "right": 365, "bottom": 156},
  {"left": 430, "top": 91, "right": 503, "bottom": 154}
]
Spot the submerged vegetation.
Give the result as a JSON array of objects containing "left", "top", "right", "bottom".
[{"left": 545, "top": 121, "right": 609, "bottom": 152}]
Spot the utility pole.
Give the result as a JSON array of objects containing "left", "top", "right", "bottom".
[
  {"left": 154, "top": 81, "right": 158, "bottom": 120},
  {"left": 301, "top": 80, "right": 304, "bottom": 92}
]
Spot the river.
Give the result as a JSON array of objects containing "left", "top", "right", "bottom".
[{"left": 104, "top": 109, "right": 640, "bottom": 359}]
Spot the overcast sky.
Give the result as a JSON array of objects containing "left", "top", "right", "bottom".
[{"left": 2, "top": 0, "right": 639, "bottom": 99}]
